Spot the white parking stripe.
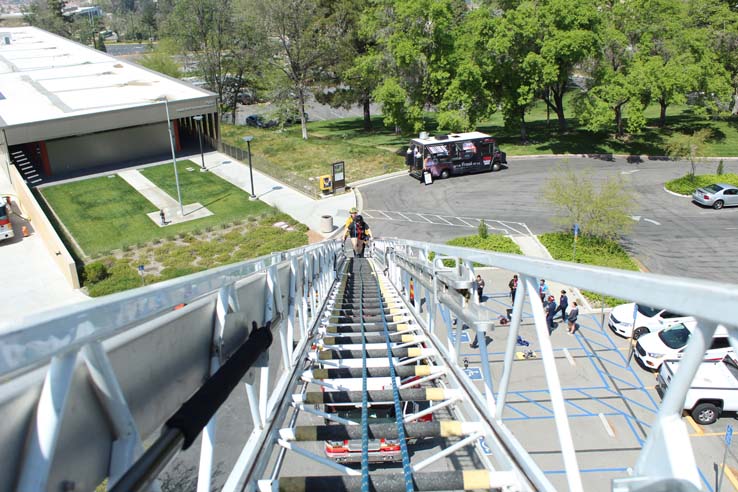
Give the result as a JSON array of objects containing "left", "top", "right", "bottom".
[
  {"left": 433, "top": 215, "right": 454, "bottom": 225},
  {"left": 364, "top": 209, "right": 535, "bottom": 237}
]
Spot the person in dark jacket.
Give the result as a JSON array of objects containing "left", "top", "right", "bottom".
[
  {"left": 508, "top": 275, "right": 518, "bottom": 301},
  {"left": 476, "top": 275, "right": 485, "bottom": 302},
  {"left": 557, "top": 290, "right": 569, "bottom": 321},
  {"left": 568, "top": 301, "right": 579, "bottom": 335},
  {"left": 545, "top": 295, "right": 557, "bottom": 332}
]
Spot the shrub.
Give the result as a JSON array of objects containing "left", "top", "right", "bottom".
[
  {"left": 665, "top": 173, "right": 738, "bottom": 195},
  {"left": 84, "top": 261, "right": 109, "bottom": 283},
  {"left": 539, "top": 232, "right": 639, "bottom": 307},
  {"left": 478, "top": 219, "right": 489, "bottom": 239}
]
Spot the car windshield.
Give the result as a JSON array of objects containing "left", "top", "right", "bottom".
[
  {"left": 658, "top": 324, "right": 691, "bottom": 349},
  {"left": 705, "top": 184, "right": 724, "bottom": 193},
  {"left": 636, "top": 305, "right": 661, "bottom": 317}
]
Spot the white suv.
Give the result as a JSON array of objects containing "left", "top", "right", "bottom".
[
  {"left": 608, "top": 303, "right": 694, "bottom": 340},
  {"left": 635, "top": 322, "right": 734, "bottom": 371}
]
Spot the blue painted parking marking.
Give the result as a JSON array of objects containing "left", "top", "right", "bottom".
[
  {"left": 478, "top": 437, "right": 492, "bottom": 455},
  {"left": 464, "top": 367, "right": 482, "bottom": 380}
]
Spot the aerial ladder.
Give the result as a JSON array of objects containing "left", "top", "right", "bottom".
[{"left": 0, "top": 238, "right": 735, "bottom": 492}]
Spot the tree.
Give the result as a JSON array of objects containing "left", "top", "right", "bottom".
[
  {"left": 665, "top": 128, "right": 713, "bottom": 179},
  {"left": 366, "top": 0, "right": 465, "bottom": 133},
  {"left": 165, "top": 0, "right": 266, "bottom": 118},
  {"left": 313, "top": 0, "right": 381, "bottom": 131},
  {"left": 251, "top": 0, "right": 334, "bottom": 140},
  {"left": 139, "top": 39, "right": 182, "bottom": 79},
  {"left": 544, "top": 166, "right": 636, "bottom": 240},
  {"left": 23, "top": 0, "right": 73, "bottom": 37},
  {"left": 574, "top": 0, "right": 647, "bottom": 137},
  {"left": 534, "top": 0, "right": 600, "bottom": 131}
]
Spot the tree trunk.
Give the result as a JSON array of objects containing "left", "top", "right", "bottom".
[
  {"left": 659, "top": 99, "right": 667, "bottom": 127},
  {"left": 553, "top": 90, "right": 567, "bottom": 131},
  {"left": 614, "top": 105, "right": 623, "bottom": 137},
  {"left": 363, "top": 97, "right": 372, "bottom": 131},
  {"left": 298, "top": 87, "right": 308, "bottom": 140},
  {"left": 519, "top": 110, "right": 528, "bottom": 143}
]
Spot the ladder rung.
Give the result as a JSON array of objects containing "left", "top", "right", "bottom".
[
  {"left": 281, "top": 421, "right": 480, "bottom": 441},
  {"left": 318, "top": 347, "right": 427, "bottom": 360},
  {"left": 305, "top": 365, "right": 435, "bottom": 379},
  {"left": 322, "top": 333, "right": 417, "bottom": 344},
  {"left": 296, "top": 387, "right": 451, "bottom": 404},
  {"left": 273, "top": 471, "right": 516, "bottom": 492}
]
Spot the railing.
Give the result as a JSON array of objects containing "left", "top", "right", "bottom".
[
  {"left": 373, "top": 238, "right": 738, "bottom": 492},
  {"left": 217, "top": 140, "right": 320, "bottom": 199},
  {"left": 0, "top": 240, "right": 341, "bottom": 492},
  {"left": 0, "top": 238, "right": 735, "bottom": 492}
]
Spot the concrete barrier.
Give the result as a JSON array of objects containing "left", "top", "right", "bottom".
[{"left": 9, "top": 166, "right": 80, "bottom": 289}]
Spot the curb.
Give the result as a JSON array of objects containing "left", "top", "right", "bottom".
[
  {"left": 348, "top": 170, "right": 408, "bottom": 188},
  {"left": 506, "top": 153, "right": 738, "bottom": 162},
  {"left": 663, "top": 186, "right": 690, "bottom": 198}
]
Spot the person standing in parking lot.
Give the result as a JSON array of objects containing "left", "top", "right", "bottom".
[
  {"left": 508, "top": 275, "right": 518, "bottom": 301},
  {"left": 557, "top": 290, "right": 569, "bottom": 321},
  {"left": 538, "top": 279, "right": 548, "bottom": 302},
  {"left": 545, "top": 295, "right": 557, "bottom": 333},
  {"left": 568, "top": 301, "right": 579, "bottom": 334},
  {"left": 476, "top": 275, "right": 485, "bottom": 302}
]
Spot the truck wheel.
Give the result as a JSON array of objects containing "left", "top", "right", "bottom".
[
  {"left": 632, "top": 327, "right": 650, "bottom": 340},
  {"left": 692, "top": 402, "right": 720, "bottom": 425},
  {"left": 440, "top": 169, "right": 450, "bottom": 179}
]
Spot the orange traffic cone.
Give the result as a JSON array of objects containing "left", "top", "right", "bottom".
[{"left": 21, "top": 225, "right": 29, "bottom": 237}]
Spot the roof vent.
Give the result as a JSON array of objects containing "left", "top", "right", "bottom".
[{"left": 435, "top": 134, "right": 448, "bottom": 140}]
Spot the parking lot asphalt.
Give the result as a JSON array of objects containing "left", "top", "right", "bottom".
[{"left": 359, "top": 156, "right": 738, "bottom": 284}]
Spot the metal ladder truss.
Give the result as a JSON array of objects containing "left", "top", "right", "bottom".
[{"left": 0, "top": 238, "right": 735, "bottom": 492}]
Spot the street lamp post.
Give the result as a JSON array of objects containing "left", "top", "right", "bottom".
[
  {"left": 158, "top": 96, "right": 184, "bottom": 216},
  {"left": 242, "top": 136, "right": 256, "bottom": 200},
  {"left": 193, "top": 115, "right": 206, "bottom": 172}
]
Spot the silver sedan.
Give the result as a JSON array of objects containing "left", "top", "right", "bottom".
[{"left": 692, "top": 183, "right": 738, "bottom": 209}]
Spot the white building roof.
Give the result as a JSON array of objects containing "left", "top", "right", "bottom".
[{"left": 0, "top": 27, "right": 217, "bottom": 144}]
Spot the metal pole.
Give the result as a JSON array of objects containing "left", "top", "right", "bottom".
[
  {"left": 718, "top": 432, "right": 730, "bottom": 492},
  {"left": 247, "top": 140, "right": 256, "bottom": 199},
  {"left": 162, "top": 98, "right": 184, "bottom": 216},
  {"left": 197, "top": 118, "right": 206, "bottom": 171}
]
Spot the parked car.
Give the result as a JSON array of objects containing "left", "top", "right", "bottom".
[
  {"left": 692, "top": 183, "right": 738, "bottom": 210},
  {"left": 657, "top": 355, "right": 738, "bottom": 425},
  {"left": 245, "top": 114, "right": 277, "bottom": 128},
  {"left": 608, "top": 303, "right": 694, "bottom": 340},
  {"left": 635, "top": 322, "right": 733, "bottom": 370},
  {"left": 284, "top": 112, "right": 309, "bottom": 125}
]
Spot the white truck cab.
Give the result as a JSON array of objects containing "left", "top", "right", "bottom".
[{"left": 657, "top": 354, "right": 738, "bottom": 425}]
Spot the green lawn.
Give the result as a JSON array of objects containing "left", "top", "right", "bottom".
[
  {"left": 538, "top": 232, "right": 640, "bottom": 307},
  {"left": 41, "top": 160, "right": 272, "bottom": 256},
  {"left": 446, "top": 234, "right": 522, "bottom": 255},
  {"left": 220, "top": 122, "right": 406, "bottom": 194},
  {"left": 222, "top": 101, "right": 738, "bottom": 191},
  {"left": 664, "top": 173, "right": 738, "bottom": 195}
]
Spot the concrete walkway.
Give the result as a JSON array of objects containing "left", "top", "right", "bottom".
[
  {"left": 195, "top": 151, "right": 356, "bottom": 237},
  {"left": 510, "top": 234, "right": 594, "bottom": 312},
  {"left": 118, "top": 169, "right": 213, "bottom": 226}
]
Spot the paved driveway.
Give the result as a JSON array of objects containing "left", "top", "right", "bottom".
[{"left": 360, "top": 157, "right": 738, "bottom": 284}]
